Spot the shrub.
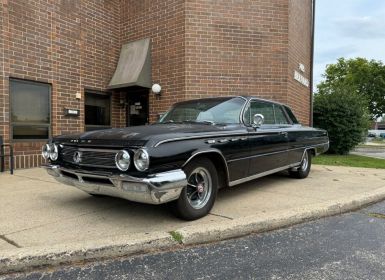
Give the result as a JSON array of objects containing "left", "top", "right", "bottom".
[{"left": 313, "top": 88, "right": 369, "bottom": 154}]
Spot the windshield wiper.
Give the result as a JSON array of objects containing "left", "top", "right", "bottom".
[
  {"left": 181, "top": 120, "right": 215, "bottom": 125},
  {"left": 159, "top": 120, "right": 218, "bottom": 125}
]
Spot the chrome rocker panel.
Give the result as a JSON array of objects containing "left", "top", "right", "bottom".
[{"left": 43, "top": 165, "right": 187, "bottom": 204}]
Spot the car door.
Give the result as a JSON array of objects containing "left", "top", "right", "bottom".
[
  {"left": 244, "top": 100, "right": 290, "bottom": 176},
  {"left": 282, "top": 105, "right": 307, "bottom": 165}
]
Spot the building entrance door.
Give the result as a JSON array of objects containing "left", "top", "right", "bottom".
[{"left": 126, "top": 87, "right": 149, "bottom": 126}]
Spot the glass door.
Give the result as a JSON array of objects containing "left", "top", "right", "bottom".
[{"left": 126, "top": 88, "right": 149, "bottom": 126}]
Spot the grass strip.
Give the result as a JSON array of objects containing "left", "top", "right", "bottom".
[
  {"left": 169, "top": 231, "right": 183, "bottom": 244},
  {"left": 313, "top": 154, "right": 385, "bottom": 169}
]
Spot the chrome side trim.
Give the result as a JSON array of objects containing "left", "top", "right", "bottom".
[
  {"left": 228, "top": 142, "right": 329, "bottom": 187},
  {"left": 228, "top": 162, "right": 302, "bottom": 187},
  {"left": 154, "top": 132, "right": 250, "bottom": 147},
  {"left": 311, "top": 141, "right": 329, "bottom": 147},
  {"left": 227, "top": 142, "right": 329, "bottom": 163},
  {"left": 154, "top": 130, "right": 328, "bottom": 147},
  {"left": 227, "top": 149, "right": 289, "bottom": 163}
]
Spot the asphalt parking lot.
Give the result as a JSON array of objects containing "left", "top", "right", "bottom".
[{"left": 1, "top": 164, "right": 385, "bottom": 273}]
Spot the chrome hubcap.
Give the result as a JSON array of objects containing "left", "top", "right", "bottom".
[
  {"left": 300, "top": 152, "right": 309, "bottom": 171},
  {"left": 186, "top": 167, "right": 212, "bottom": 209}
]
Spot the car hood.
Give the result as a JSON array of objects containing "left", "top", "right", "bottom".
[{"left": 54, "top": 123, "right": 245, "bottom": 147}]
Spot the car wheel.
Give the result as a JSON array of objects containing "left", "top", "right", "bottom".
[
  {"left": 172, "top": 158, "right": 218, "bottom": 220},
  {"left": 289, "top": 150, "right": 312, "bottom": 179}
]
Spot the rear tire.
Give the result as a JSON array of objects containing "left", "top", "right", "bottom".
[
  {"left": 89, "top": 193, "right": 106, "bottom": 197},
  {"left": 289, "top": 150, "right": 312, "bottom": 179},
  {"left": 172, "top": 158, "right": 218, "bottom": 220}
]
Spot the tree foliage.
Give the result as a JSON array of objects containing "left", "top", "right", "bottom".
[
  {"left": 313, "top": 87, "right": 369, "bottom": 155},
  {"left": 317, "top": 57, "right": 385, "bottom": 119}
]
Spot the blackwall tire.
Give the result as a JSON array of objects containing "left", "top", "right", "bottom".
[
  {"left": 289, "top": 150, "right": 312, "bottom": 179},
  {"left": 89, "top": 193, "right": 106, "bottom": 197},
  {"left": 172, "top": 158, "right": 218, "bottom": 220}
]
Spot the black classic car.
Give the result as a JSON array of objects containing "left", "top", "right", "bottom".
[{"left": 42, "top": 96, "right": 329, "bottom": 220}]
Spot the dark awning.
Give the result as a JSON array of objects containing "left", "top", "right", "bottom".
[{"left": 108, "top": 38, "right": 152, "bottom": 89}]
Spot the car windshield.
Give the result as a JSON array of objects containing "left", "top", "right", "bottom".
[{"left": 159, "top": 97, "right": 245, "bottom": 124}]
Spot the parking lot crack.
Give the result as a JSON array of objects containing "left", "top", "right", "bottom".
[
  {"left": 209, "top": 212, "right": 233, "bottom": 220},
  {"left": 367, "top": 213, "right": 385, "bottom": 219},
  {"left": 13, "top": 174, "right": 56, "bottom": 184},
  {"left": 0, "top": 235, "right": 22, "bottom": 248}
]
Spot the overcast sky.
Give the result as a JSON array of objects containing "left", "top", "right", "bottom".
[{"left": 314, "top": 0, "right": 385, "bottom": 90}]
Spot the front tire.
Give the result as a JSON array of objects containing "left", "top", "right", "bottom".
[
  {"left": 289, "top": 150, "right": 312, "bottom": 179},
  {"left": 172, "top": 158, "right": 218, "bottom": 220}
]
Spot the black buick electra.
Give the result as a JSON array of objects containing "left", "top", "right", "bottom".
[{"left": 42, "top": 97, "right": 329, "bottom": 220}]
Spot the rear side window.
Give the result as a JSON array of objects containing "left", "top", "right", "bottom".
[
  {"left": 251, "top": 102, "right": 275, "bottom": 124},
  {"left": 273, "top": 105, "right": 289, "bottom": 125},
  {"left": 283, "top": 105, "right": 299, "bottom": 124},
  {"left": 244, "top": 101, "right": 289, "bottom": 125}
]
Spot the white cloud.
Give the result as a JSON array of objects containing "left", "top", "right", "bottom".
[
  {"left": 334, "top": 16, "right": 385, "bottom": 39},
  {"left": 314, "top": 0, "right": 385, "bottom": 90}
]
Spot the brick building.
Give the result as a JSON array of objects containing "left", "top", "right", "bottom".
[{"left": 0, "top": 0, "right": 315, "bottom": 169}]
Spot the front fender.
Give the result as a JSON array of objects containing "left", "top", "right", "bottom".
[{"left": 146, "top": 142, "right": 230, "bottom": 186}]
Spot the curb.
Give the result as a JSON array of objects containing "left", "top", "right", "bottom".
[
  {"left": 176, "top": 188, "right": 385, "bottom": 245},
  {"left": 2, "top": 187, "right": 385, "bottom": 275},
  {"left": 0, "top": 232, "right": 178, "bottom": 275}
]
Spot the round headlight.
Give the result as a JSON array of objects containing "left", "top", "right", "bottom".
[
  {"left": 115, "top": 150, "right": 131, "bottom": 171},
  {"left": 49, "top": 144, "right": 59, "bottom": 161},
  {"left": 42, "top": 144, "right": 51, "bottom": 160},
  {"left": 134, "top": 149, "right": 149, "bottom": 171}
]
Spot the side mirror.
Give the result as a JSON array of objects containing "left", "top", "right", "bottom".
[{"left": 252, "top": 114, "right": 264, "bottom": 128}]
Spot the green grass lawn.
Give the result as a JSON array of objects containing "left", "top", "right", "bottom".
[
  {"left": 372, "top": 138, "right": 385, "bottom": 144},
  {"left": 313, "top": 154, "right": 385, "bottom": 169}
]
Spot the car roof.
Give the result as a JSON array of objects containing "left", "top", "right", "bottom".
[
  {"left": 173, "top": 96, "right": 286, "bottom": 107},
  {"left": 238, "top": 96, "right": 287, "bottom": 106}
]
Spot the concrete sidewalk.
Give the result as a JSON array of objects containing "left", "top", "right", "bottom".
[
  {"left": 353, "top": 145, "right": 385, "bottom": 159},
  {"left": 1, "top": 165, "right": 385, "bottom": 273}
]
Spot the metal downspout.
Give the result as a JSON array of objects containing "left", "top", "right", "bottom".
[{"left": 310, "top": 0, "right": 316, "bottom": 126}]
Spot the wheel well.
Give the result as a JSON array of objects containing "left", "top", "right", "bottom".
[
  {"left": 308, "top": 148, "right": 316, "bottom": 157},
  {"left": 183, "top": 152, "right": 229, "bottom": 189}
]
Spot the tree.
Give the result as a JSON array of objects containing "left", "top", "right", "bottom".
[
  {"left": 313, "top": 87, "right": 369, "bottom": 155},
  {"left": 317, "top": 57, "right": 385, "bottom": 119}
]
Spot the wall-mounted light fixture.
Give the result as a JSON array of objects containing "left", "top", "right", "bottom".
[{"left": 152, "top": 83, "right": 161, "bottom": 96}]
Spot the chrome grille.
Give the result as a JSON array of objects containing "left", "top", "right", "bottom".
[{"left": 60, "top": 145, "right": 119, "bottom": 168}]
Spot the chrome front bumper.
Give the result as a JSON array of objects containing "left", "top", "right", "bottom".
[{"left": 43, "top": 165, "right": 187, "bottom": 204}]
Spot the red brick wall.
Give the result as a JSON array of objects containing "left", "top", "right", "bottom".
[
  {"left": 184, "top": 0, "right": 290, "bottom": 104},
  {"left": 287, "top": 0, "right": 312, "bottom": 125},
  {"left": 120, "top": 0, "right": 186, "bottom": 122},
  {"left": 0, "top": 0, "right": 312, "bottom": 170},
  {"left": 119, "top": 0, "right": 312, "bottom": 123},
  {"left": 0, "top": 0, "right": 124, "bottom": 169},
  {"left": 0, "top": 1, "right": 8, "bottom": 146}
]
